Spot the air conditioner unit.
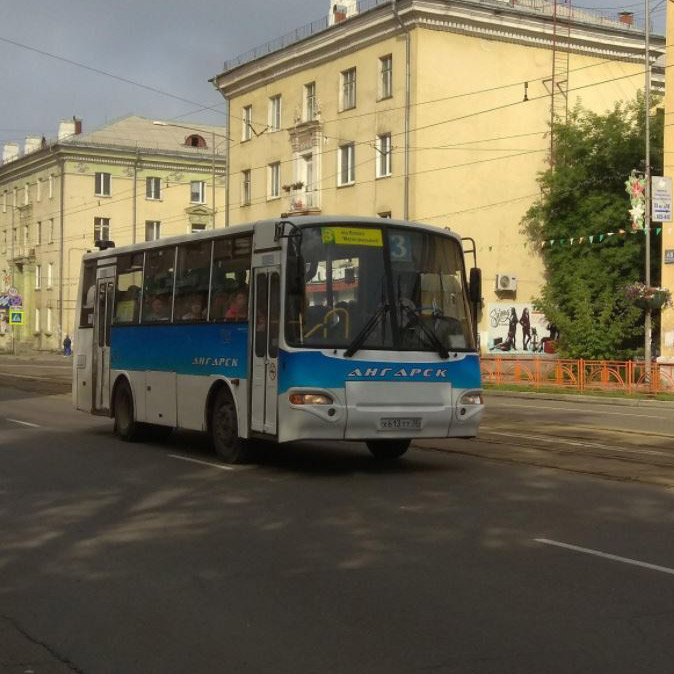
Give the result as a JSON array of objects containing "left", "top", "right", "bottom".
[{"left": 495, "top": 273, "right": 518, "bottom": 292}]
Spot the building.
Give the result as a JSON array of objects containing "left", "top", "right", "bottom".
[
  {"left": 212, "top": 0, "right": 664, "bottom": 349},
  {"left": 0, "top": 116, "right": 227, "bottom": 352},
  {"left": 661, "top": 2, "right": 674, "bottom": 362}
]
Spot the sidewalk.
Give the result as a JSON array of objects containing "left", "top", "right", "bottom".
[{"left": 484, "top": 388, "right": 674, "bottom": 409}]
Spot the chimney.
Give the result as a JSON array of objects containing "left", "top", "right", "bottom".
[
  {"left": 618, "top": 11, "right": 634, "bottom": 26},
  {"left": 328, "top": 1, "right": 357, "bottom": 25},
  {"left": 24, "top": 136, "right": 43, "bottom": 154},
  {"left": 2, "top": 143, "right": 19, "bottom": 164},
  {"left": 58, "top": 116, "right": 83, "bottom": 141}
]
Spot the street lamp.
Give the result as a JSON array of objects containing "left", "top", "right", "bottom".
[{"left": 152, "top": 121, "right": 228, "bottom": 229}]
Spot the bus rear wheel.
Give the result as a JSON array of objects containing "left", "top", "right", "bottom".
[
  {"left": 211, "top": 388, "right": 251, "bottom": 464},
  {"left": 113, "top": 380, "right": 146, "bottom": 442},
  {"left": 366, "top": 439, "right": 410, "bottom": 459}
]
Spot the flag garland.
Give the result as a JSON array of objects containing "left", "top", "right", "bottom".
[{"left": 538, "top": 226, "right": 671, "bottom": 249}]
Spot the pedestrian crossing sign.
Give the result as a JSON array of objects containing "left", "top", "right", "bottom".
[{"left": 9, "top": 309, "right": 24, "bottom": 325}]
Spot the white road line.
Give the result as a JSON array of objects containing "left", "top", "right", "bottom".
[
  {"left": 6, "top": 418, "right": 40, "bottom": 428},
  {"left": 535, "top": 538, "right": 674, "bottom": 576},
  {"left": 168, "top": 454, "right": 242, "bottom": 471},
  {"left": 489, "top": 402, "right": 665, "bottom": 420}
]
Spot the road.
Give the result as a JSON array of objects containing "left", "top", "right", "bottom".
[{"left": 1, "top": 363, "right": 674, "bottom": 673}]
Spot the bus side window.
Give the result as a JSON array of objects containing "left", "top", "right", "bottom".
[
  {"left": 113, "top": 253, "right": 143, "bottom": 324},
  {"left": 79, "top": 262, "right": 97, "bottom": 327},
  {"left": 142, "top": 247, "right": 176, "bottom": 322},
  {"left": 210, "top": 235, "right": 252, "bottom": 322},
  {"left": 174, "top": 241, "right": 211, "bottom": 321}
]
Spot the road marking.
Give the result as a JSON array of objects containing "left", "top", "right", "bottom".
[
  {"left": 484, "top": 430, "right": 669, "bottom": 457},
  {"left": 168, "top": 454, "right": 246, "bottom": 471},
  {"left": 535, "top": 538, "right": 674, "bottom": 576},
  {"left": 490, "top": 402, "right": 665, "bottom": 420},
  {"left": 6, "top": 418, "right": 40, "bottom": 428}
]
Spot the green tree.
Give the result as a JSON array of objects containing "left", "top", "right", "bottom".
[{"left": 521, "top": 95, "right": 663, "bottom": 359}]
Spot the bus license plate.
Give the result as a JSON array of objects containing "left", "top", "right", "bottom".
[{"left": 379, "top": 417, "right": 422, "bottom": 430}]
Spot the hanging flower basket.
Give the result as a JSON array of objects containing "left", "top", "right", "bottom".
[{"left": 625, "top": 282, "right": 672, "bottom": 310}]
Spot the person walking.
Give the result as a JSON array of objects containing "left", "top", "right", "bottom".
[{"left": 63, "top": 334, "right": 72, "bottom": 357}]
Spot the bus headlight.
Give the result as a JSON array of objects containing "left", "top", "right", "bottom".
[
  {"left": 289, "top": 393, "right": 334, "bottom": 405},
  {"left": 459, "top": 392, "right": 483, "bottom": 406}
]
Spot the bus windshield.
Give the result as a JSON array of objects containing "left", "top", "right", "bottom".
[{"left": 285, "top": 224, "right": 475, "bottom": 352}]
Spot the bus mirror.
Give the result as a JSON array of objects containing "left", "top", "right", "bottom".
[
  {"left": 274, "top": 222, "right": 284, "bottom": 242},
  {"left": 469, "top": 267, "right": 482, "bottom": 304}
]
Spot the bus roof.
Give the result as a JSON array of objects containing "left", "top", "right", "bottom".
[{"left": 82, "top": 215, "right": 460, "bottom": 262}]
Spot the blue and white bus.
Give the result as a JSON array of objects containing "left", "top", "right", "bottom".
[{"left": 74, "top": 216, "right": 484, "bottom": 462}]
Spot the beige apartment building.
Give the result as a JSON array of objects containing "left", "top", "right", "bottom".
[
  {"left": 661, "top": 2, "right": 674, "bottom": 361},
  {"left": 0, "top": 116, "right": 226, "bottom": 352},
  {"left": 213, "top": 0, "right": 664, "bottom": 349}
]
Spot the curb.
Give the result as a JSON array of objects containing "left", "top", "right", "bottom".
[{"left": 484, "top": 389, "right": 674, "bottom": 409}]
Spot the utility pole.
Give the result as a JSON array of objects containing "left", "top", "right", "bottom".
[{"left": 644, "top": 0, "right": 652, "bottom": 378}]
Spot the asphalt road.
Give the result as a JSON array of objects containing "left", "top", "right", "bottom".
[{"left": 1, "top": 381, "right": 674, "bottom": 673}]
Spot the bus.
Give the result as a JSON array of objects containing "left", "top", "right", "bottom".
[{"left": 73, "top": 216, "right": 484, "bottom": 463}]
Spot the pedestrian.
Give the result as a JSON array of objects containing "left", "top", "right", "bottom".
[{"left": 63, "top": 334, "right": 72, "bottom": 357}]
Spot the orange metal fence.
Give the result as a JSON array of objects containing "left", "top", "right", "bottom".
[{"left": 481, "top": 356, "right": 674, "bottom": 394}]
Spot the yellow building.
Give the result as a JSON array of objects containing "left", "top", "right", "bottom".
[
  {"left": 661, "top": 2, "right": 674, "bottom": 362},
  {"left": 0, "top": 116, "right": 226, "bottom": 352},
  {"left": 213, "top": 0, "right": 664, "bottom": 350}
]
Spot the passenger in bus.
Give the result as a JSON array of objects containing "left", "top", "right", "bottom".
[
  {"left": 147, "top": 295, "right": 170, "bottom": 322},
  {"left": 181, "top": 293, "right": 206, "bottom": 321},
  {"left": 210, "top": 290, "right": 231, "bottom": 321},
  {"left": 225, "top": 290, "right": 248, "bottom": 321}
]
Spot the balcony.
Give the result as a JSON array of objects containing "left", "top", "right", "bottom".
[
  {"left": 11, "top": 245, "right": 36, "bottom": 261},
  {"left": 289, "top": 188, "right": 321, "bottom": 215}
]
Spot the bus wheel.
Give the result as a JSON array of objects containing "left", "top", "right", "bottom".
[
  {"left": 113, "top": 380, "right": 145, "bottom": 442},
  {"left": 211, "top": 389, "right": 250, "bottom": 464},
  {"left": 366, "top": 439, "right": 410, "bottom": 459}
]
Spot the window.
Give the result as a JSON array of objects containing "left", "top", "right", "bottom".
[
  {"left": 146, "top": 177, "right": 161, "bottom": 200},
  {"left": 304, "top": 82, "right": 317, "bottom": 121},
  {"left": 35, "top": 265, "right": 41, "bottom": 290},
  {"left": 268, "top": 162, "right": 281, "bottom": 199},
  {"left": 47, "top": 262, "right": 53, "bottom": 289},
  {"left": 241, "top": 170, "right": 251, "bottom": 206},
  {"left": 49, "top": 175, "right": 53, "bottom": 199},
  {"left": 24, "top": 184, "right": 29, "bottom": 205},
  {"left": 190, "top": 180, "right": 205, "bottom": 203},
  {"left": 36, "top": 221, "right": 42, "bottom": 246},
  {"left": 174, "top": 241, "right": 211, "bottom": 322},
  {"left": 48, "top": 218, "right": 54, "bottom": 243},
  {"left": 341, "top": 68, "right": 356, "bottom": 111},
  {"left": 191, "top": 223, "right": 207, "bottom": 234},
  {"left": 145, "top": 220, "right": 161, "bottom": 241},
  {"left": 185, "top": 134, "right": 206, "bottom": 148},
  {"left": 269, "top": 95, "right": 282, "bottom": 132},
  {"left": 242, "top": 105, "right": 253, "bottom": 141},
  {"left": 2, "top": 192, "right": 5, "bottom": 213},
  {"left": 376, "top": 133, "right": 392, "bottom": 178},
  {"left": 36, "top": 179, "right": 41, "bottom": 202},
  {"left": 141, "top": 248, "right": 175, "bottom": 322},
  {"left": 12, "top": 187, "right": 17, "bottom": 207},
  {"left": 338, "top": 144, "right": 355, "bottom": 185},
  {"left": 2, "top": 231, "right": 6, "bottom": 253},
  {"left": 379, "top": 54, "right": 393, "bottom": 99},
  {"left": 23, "top": 224, "right": 29, "bottom": 245},
  {"left": 210, "top": 236, "right": 252, "bottom": 321},
  {"left": 35, "top": 308, "right": 40, "bottom": 332},
  {"left": 79, "top": 262, "right": 96, "bottom": 327},
  {"left": 94, "top": 217, "right": 110, "bottom": 241},
  {"left": 114, "top": 253, "right": 144, "bottom": 324},
  {"left": 95, "top": 172, "right": 111, "bottom": 196},
  {"left": 47, "top": 307, "right": 52, "bottom": 333}
]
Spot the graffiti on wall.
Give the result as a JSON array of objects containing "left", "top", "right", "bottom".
[
  {"left": 487, "top": 303, "right": 558, "bottom": 354},
  {"left": 0, "top": 288, "right": 23, "bottom": 336}
]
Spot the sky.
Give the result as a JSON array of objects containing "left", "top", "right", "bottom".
[{"left": 0, "top": 0, "right": 666, "bottom": 146}]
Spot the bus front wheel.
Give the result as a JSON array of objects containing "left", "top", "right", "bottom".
[
  {"left": 211, "top": 389, "right": 251, "bottom": 464},
  {"left": 366, "top": 439, "right": 410, "bottom": 460},
  {"left": 113, "top": 380, "right": 145, "bottom": 442}
]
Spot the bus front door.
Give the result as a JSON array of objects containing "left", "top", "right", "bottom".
[
  {"left": 250, "top": 267, "right": 280, "bottom": 435},
  {"left": 93, "top": 275, "right": 115, "bottom": 412}
]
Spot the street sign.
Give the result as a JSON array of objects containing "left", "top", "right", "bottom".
[
  {"left": 9, "top": 309, "right": 24, "bottom": 325},
  {"left": 665, "top": 249, "right": 674, "bottom": 265},
  {"left": 652, "top": 176, "right": 672, "bottom": 223}
]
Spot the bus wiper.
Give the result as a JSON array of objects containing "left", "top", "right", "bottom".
[
  {"left": 399, "top": 303, "right": 450, "bottom": 359},
  {"left": 344, "top": 304, "right": 390, "bottom": 358}
]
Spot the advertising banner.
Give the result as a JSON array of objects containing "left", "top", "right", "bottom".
[{"left": 487, "top": 303, "right": 557, "bottom": 355}]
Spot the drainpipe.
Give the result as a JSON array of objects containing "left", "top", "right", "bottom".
[
  {"left": 224, "top": 97, "right": 231, "bottom": 227},
  {"left": 58, "top": 157, "right": 65, "bottom": 344},
  {"left": 132, "top": 149, "right": 139, "bottom": 244},
  {"left": 392, "top": 0, "right": 411, "bottom": 220}
]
